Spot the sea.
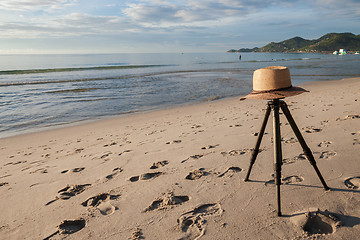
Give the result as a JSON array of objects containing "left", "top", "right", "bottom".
[{"left": 1, "top": 52, "right": 359, "bottom": 138}]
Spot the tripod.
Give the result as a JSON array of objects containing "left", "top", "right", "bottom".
[{"left": 244, "top": 99, "right": 330, "bottom": 216}]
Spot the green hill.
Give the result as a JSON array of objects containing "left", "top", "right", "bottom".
[{"left": 228, "top": 33, "right": 360, "bottom": 53}]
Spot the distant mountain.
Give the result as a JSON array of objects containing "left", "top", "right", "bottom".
[{"left": 228, "top": 33, "right": 360, "bottom": 53}]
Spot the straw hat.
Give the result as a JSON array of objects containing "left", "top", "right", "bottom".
[{"left": 243, "top": 66, "right": 307, "bottom": 100}]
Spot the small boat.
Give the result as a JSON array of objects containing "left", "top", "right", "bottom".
[{"left": 333, "top": 51, "right": 338, "bottom": 55}]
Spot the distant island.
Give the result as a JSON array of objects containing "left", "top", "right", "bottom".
[{"left": 228, "top": 33, "right": 360, "bottom": 53}]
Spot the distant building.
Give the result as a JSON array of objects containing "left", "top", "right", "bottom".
[
  {"left": 333, "top": 49, "right": 347, "bottom": 55},
  {"left": 339, "top": 49, "right": 347, "bottom": 55}
]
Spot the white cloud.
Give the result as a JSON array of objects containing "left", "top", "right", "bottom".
[
  {"left": 122, "top": 0, "right": 360, "bottom": 27},
  {"left": 123, "top": 3, "right": 180, "bottom": 23},
  {"left": 121, "top": 0, "right": 299, "bottom": 27},
  {"left": 0, "top": 0, "right": 76, "bottom": 11},
  {"left": 0, "top": 11, "right": 146, "bottom": 39}
]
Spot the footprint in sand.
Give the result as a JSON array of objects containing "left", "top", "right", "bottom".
[
  {"left": 57, "top": 184, "right": 91, "bottom": 199},
  {"left": 282, "top": 137, "right": 298, "bottom": 144},
  {"left": 303, "top": 126, "right": 322, "bottom": 133},
  {"left": 97, "top": 201, "right": 117, "bottom": 215},
  {"left": 252, "top": 132, "right": 269, "bottom": 136},
  {"left": 72, "top": 167, "right": 85, "bottom": 172},
  {"left": 292, "top": 153, "right": 307, "bottom": 161},
  {"left": 318, "top": 141, "right": 332, "bottom": 147},
  {"left": 291, "top": 209, "right": 339, "bottom": 236},
  {"left": 229, "top": 124, "right": 242, "bottom": 128},
  {"left": 201, "top": 144, "right": 218, "bottom": 150},
  {"left": 166, "top": 140, "right": 182, "bottom": 144},
  {"left": 181, "top": 154, "right": 204, "bottom": 163},
  {"left": 74, "top": 148, "right": 84, "bottom": 153},
  {"left": 104, "top": 167, "right": 123, "bottom": 181},
  {"left": 344, "top": 176, "right": 360, "bottom": 190},
  {"left": 144, "top": 192, "right": 190, "bottom": 212},
  {"left": 44, "top": 218, "right": 87, "bottom": 239},
  {"left": 82, "top": 193, "right": 119, "bottom": 215},
  {"left": 4, "top": 160, "right": 27, "bottom": 166},
  {"left": 320, "top": 120, "right": 329, "bottom": 125},
  {"left": 29, "top": 168, "right": 48, "bottom": 174},
  {"left": 336, "top": 114, "right": 360, "bottom": 121},
  {"left": 130, "top": 228, "right": 144, "bottom": 240},
  {"left": 118, "top": 150, "right": 132, "bottom": 156},
  {"left": 45, "top": 184, "right": 91, "bottom": 206},
  {"left": 217, "top": 167, "right": 242, "bottom": 178},
  {"left": 282, "top": 158, "right": 295, "bottom": 165},
  {"left": 61, "top": 168, "right": 85, "bottom": 174},
  {"left": 129, "top": 172, "right": 163, "bottom": 182},
  {"left": 221, "top": 149, "right": 254, "bottom": 157},
  {"left": 282, "top": 175, "right": 304, "bottom": 184},
  {"left": 185, "top": 168, "right": 209, "bottom": 180},
  {"left": 103, "top": 141, "right": 117, "bottom": 147},
  {"left": 58, "top": 218, "right": 86, "bottom": 234},
  {"left": 177, "top": 203, "right": 223, "bottom": 240},
  {"left": 82, "top": 193, "right": 110, "bottom": 207},
  {"left": 351, "top": 132, "right": 360, "bottom": 145},
  {"left": 0, "top": 182, "right": 9, "bottom": 187},
  {"left": 319, "top": 150, "right": 336, "bottom": 160},
  {"left": 265, "top": 175, "right": 304, "bottom": 186},
  {"left": 150, "top": 160, "right": 168, "bottom": 169},
  {"left": 100, "top": 152, "right": 112, "bottom": 159}
]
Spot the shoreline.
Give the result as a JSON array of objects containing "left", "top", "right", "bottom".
[
  {"left": 0, "top": 92, "right": 241, "bottom": 140},
  {"left": 2, "top": 52, "right": 359, "bottom": 140},
  {"left": 0, "top": 77, "right": 359, "bottom": 239},
  {"left": 1, "top": 76, "right": 358, "bottom": 141}
]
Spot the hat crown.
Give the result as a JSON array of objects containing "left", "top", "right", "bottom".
[{"left": 253, "top": 66, "right": 291, "bottom": 91}]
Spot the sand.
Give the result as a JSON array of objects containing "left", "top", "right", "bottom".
[{"left": 0, "top": 77, "right": 359, "bottom": 240}]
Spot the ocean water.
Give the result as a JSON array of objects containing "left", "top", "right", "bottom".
[{"left": 1, "top": 52, "right": 359, "bottom": 138}]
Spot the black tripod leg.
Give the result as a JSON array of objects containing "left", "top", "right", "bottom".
[
  {"left": 280, "top": 102, "right": 330, "bottom": 190},
  {"left": 244, "top": 104, "right": 271, "bottom": 181},
  {"left": 272, "top": 100, "right": 282, "bottom": 216}
]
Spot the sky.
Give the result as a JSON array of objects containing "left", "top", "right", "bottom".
[{"left": 0, "top": 0, "right": 359, "bottom": 54}]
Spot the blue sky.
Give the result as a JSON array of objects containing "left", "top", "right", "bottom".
[{"left": 0, "top": 0, "right": 359, "bottom": 54}]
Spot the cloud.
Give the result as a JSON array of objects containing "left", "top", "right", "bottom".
[
  {"left": 123, "top": 3, "right": 181, "bottom": 23},
  {"left": 121, "top": 0, "right": 308, "bottom": 27},
  {"left": 0, "top": 0, "right": 359, "bottom": 53},
  {"left": 122, "top": 0, "right": 360, "bottom": 27},
  {"left": 0, "top": 0, "right": 76, "bottom": 11},
  {"left": 312, "top": 0, "right": 360, "bottom": 18},
  {"left": 122, "top": 0, "right": 249, "bottom": 25},
  {"left": 0, "top": 11, "right": 149, "bottom": 39}
]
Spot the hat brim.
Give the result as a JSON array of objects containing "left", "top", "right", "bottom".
[{"left": 242, "top": 86, "right": 308, "bottom": 100}]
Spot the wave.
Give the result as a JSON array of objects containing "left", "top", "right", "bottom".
[
  {"left": 0, "top": 64, "right": 165, "bottom": 75},
  {"left": 0, "top": 68, "right": 251, "bottom": 87},
  {"left": 46, "top": 88, "right": 100, "bottom": 94}
]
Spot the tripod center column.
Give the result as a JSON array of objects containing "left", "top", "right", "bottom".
[{"left": 271, "top": 99, "right": 283, "bottom": 216}]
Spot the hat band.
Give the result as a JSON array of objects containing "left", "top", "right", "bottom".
[{"left": 252, "top": 85, "right": 293, "bottom": 94}]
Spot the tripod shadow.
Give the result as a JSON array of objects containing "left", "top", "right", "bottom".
[
  {"left": 282, "top": 210, "right": 360, "bottom": 228},
  {"left": 247, "top": 179, "right": 360, "bottom": 227},
  {"left": 246, "top": 179, "right": 360, "bottom": 194},
  {"left": 248, "top": 180, "right": 360, "bottom": 230}
]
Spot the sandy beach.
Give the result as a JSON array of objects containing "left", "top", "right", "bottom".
[{"left": 0, "top": 77, "right": 359, "bottom": 240}]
